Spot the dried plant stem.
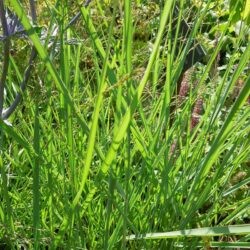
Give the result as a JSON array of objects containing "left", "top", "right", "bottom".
[{"left": 0, "top": 0, "right": 10, "bottom": 117}]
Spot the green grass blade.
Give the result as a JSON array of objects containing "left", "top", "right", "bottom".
[{"left": 126, "top": 224, "right": 250, "bottom": 240}]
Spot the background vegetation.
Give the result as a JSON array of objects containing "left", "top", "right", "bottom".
[{"left": 0, "top": 0, "right": 249, "bottom": 248}]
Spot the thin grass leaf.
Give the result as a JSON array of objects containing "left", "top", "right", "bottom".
[{"left": 126, "top": 224, "right": 250, "bottom": 240}]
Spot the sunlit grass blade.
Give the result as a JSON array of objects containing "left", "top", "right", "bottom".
[
  {"left": 32, "top": 104, "right": 40, "bottom": 249},
  {"left": 126, "top": 224, "right": 250, "bottom": 240}
]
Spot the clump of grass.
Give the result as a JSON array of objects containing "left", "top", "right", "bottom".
[{"left": 0, "top": 0, "right": 249, "bottom": 249}]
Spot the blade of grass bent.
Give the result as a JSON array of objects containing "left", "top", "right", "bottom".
[{"left": 126, "top": 224, "right": 250, "bottom": 240}]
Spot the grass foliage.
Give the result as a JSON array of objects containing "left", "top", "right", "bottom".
[{"left": 0, "top": 0, "right": 249, "bottom": 248}]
